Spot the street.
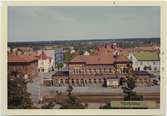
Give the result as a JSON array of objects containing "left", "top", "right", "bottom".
[{"left": 27, "top": 70, "right": 160, "bottom": 106}]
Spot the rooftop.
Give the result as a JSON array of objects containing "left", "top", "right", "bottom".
[
  {"left": 70, "top": 54, "right": 129, "bottom": 65},
  {"left": 133, "top": 52, "right": 159, "bottom": 61},
  {"left": 38, "top": 51, "right": 50, "bottom": 60},
  {"left": 8, "top": 54, "right": 38, "bottom": 63}
]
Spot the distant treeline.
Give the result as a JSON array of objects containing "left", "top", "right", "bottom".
[{"left": 8, "top": 38, "right": 160, "bottom": 49}]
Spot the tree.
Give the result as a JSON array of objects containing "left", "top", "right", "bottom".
[
  {"left": 57, "top": 63, "right": 63, "bottom": 72},
  {"left": 63, "top": 51, "right": 73, "bottom": 62},
  {"left": 41, "top": 102, "right": 55, "bottom": 109},
  {"left": 122, "top": 76, "right": 143, "bottom": 101},
  {"left": 59, "top": 85, "right": 85, "bottom": 109},
  {"left": 78, "top": 48, "right": 84, "bottom": 55},
  {"left": 8, "top": 71, "right": 33, "bottom": 109}
]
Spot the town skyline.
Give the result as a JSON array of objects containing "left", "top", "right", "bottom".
[
  {"left": 8, "top": 37, "right": 160, "bottom": 43},
  {"left": 8, "top": 6, "right": 160, "bottom": 42}
]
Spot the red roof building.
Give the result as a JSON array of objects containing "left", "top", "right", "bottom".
[
  {"left": 38, "top": 51, "right": 50, "bottom": 60},
  {"left": 70, "top": 54, "right": 129, "bottom": 65},
  {"left": 8, "top": 54, "right": 38, "bottom": 78},
  {"left": 8, "top": 54, "right": 38, "bottom": 63}
]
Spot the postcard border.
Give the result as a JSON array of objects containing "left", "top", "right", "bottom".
[{"left": 1, "top": 1, "right": 166, "bottom": 115}]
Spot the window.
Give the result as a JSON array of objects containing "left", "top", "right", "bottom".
[
  {"left": 104, "top": 68, "right": 106, "bottom": 72},
  {"left": 65, "top": 79, "right": 68, "bottom": 84},
  {"left": 109, "top": 68, "right": 112, "bottom": 73},
  {"left": 140, "top": 61, "right": 143, "bottom": 65},
  {"left": 94, "top": 79, "right": 97, "bottom": 83},
  {"left": 153, "top": 62, "right": 156, "bottom": 65},
  {"left": 40, "top": 61, "right": 44, "bottom": 65},
  {"left": 154, "top": 67, "right": 157, "bottom": 71},
  {"left": 76, "top": 79, "right": 79, "bottom": 84}
]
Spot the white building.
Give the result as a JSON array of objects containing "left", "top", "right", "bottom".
[
  {"left": 128, "top": 52, "right": 160, "bottom": 72},
  {"left": 8, "top": 47, "right": 11, "bottom": 53},
  {"left": 84, "top": 51, "right": 90, "bottom": 55},
  {"left": 106, "top": 78, "right": 119, "bottom": 88},
  {"left": 38, "top": 51, "right": 54, "bottom": 73},
  {"left": 70, "top": 49, "right": 76, "bottom": 54}
]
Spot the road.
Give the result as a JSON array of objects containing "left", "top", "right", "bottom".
[
  {"left": 27, "top": 70, "right": 160, "bottom": 106},
  {"left": 27, "top": 71, "right": 55, "bottom": 104}
]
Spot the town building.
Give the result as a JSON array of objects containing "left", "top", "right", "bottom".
[
  {"left": 83, "top": 51, "right": 90, "bottom": 55},
  {"left": 133, "top": 71, "right": 153, "bottom": 87},
  {"left": 12, "top": 47, "right": 34, "bottom": 55},
  {"left": 8, "top": 54, "right": 38, "bottom": 79},
  {"left": 37, "top": 51, "right": 54, "bottom": 73},
  {"left": 37, "top": 49, "right": 55, "bottom": 68},
  {"left": 50, "top": 43, "right": 132, "bottom": 87},
  {"left": 67, "top": 54, "right": 131, "bottom": 86},
  {"left": 55, "top": 48, "right": 64, "bottom": 65},
  {"left": 70, "top": 49, "right": 76, "bottom": 54},
  {"left": 94, "top": 43, "right": 123, "bottom": 55},
  {"left": 128, "top": 52, "right": 160, "bottom": 72}
]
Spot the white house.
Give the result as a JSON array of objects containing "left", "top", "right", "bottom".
[
  {"left": 38, "top": 51, "right": 54, "bottom": 73},
  {"left": 84, "top": 51, "right": 90, "bottom": 55},
  {"left": 128, "top": 52, "right": 160, "bottom": 72},
  {"left": 70, "top": 49, "right": 76, "bottom": 54}
]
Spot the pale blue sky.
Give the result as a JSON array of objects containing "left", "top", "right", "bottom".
[{"left": 8, "top": 6, "right": 160, "bottom": 42}]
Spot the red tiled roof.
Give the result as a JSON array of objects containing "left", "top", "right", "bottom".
[
  {"left": 8, "top": 54, "right": 38, "bottom": 63},
  {"left": 94, "top": 43, "right": 125, "bottom": 55},
  {"left": 70, "top": 54, "right": 129, "bottom": 65},
  {"left": 38, "top": 51, "right": 49, "bottom": 60},
  {"left": 114, "top": 56, "right": 129, "bottom": 62}
]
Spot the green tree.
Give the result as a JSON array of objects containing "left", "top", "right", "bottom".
[
  {"left": 57, "top": 63, "right": 63, "bottom": 72},
  {"left": 59, "top": 85, "right": 85, "bottom": 109},
  {"left": 78, "top": 48, "right": 84, "bottom": 55},
  {"left": 41, "top": 102, "right": 55, "bottom": 109},
  {"left": 122, "top": 76, "right": 143, "bottom": 101},
  {"left": 64, "top": 51, "right": 73, "bottom": 62},
  {"left": 8, "top": 71, "right": 33, "bottom": 109}
]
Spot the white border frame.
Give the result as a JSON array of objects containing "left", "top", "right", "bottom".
[{"left": 1, "top": 1, "right": 166, "bottom": 115}]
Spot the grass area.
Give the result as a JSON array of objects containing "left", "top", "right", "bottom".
[{"left": 134, "top": 52, "right": 159, "bottom": 61}]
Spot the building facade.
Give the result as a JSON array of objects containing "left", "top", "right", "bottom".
[
  {"left": 55, "top": 48, "right": 64, "bottom": 65},
  {"left": 66, "top": 55, "right": 131, "bottom": 86},
  {"left": 133, "top": 71, "right": 152, "bottom": 87},
  {"left": 8, "top": 54, "right": 38, "bottom": 79},
  {"left": 128, "top": 52, "right": 160, "bottom": 72},
  {"left": 37, "top": 51, "right": 54, "bottom": 73}
]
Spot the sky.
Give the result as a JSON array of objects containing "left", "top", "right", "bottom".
[{"left": 8, "top": 6, "right": 160, "bottom": 42}]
